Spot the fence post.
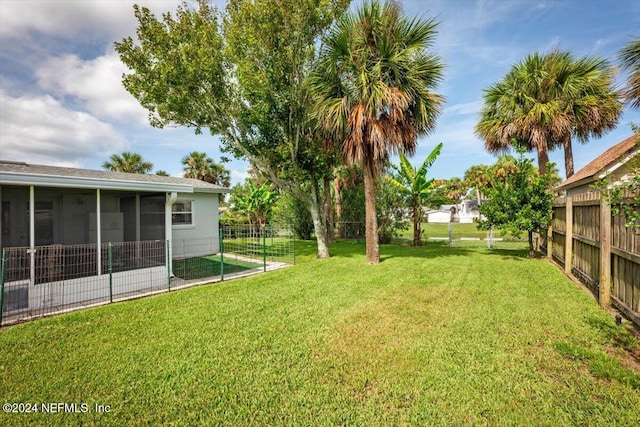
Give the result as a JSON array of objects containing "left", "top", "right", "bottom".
[
  {"left": 0, "top": 249, "right": 6, "bottom": 325},
  {"left": 546, "top": 221, "right": 553, "bottom": 260},
  {"left": 270, "top": 223, "right": 274, "bottom": 262},
  {"left": 108, "top": 243, "right": 113, "bottom": 303},
  {"left": 167, "top": 240, "right": 171, "bottom": 291},
  {"left": 263, "top": 225, "right": 267, "bottom": 272},
  {"left": 219, "top": 227, "right": 225, "bottom": 281},
  {"left": 599, "top": 197, "right": 612, "bottom": 306},
  {"left": 564, "top": 196, "right": 573, "bottom": 275}
]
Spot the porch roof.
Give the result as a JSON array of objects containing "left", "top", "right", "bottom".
[{"left": 0, "top": 160, "right": 231, "bottom": 194}]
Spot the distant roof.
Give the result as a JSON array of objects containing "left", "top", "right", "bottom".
[
  {"left": 0, "top": 160, "right": 230, "bottom": 193},
  {"left": 557, "top": 134, "right": 639, "bottom": 191}
]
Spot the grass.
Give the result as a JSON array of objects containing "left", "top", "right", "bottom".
[
  {"left": 396, "top": 222, "right": 526, "bottom": 242},
  {"left": 1, "top": 240, "right": 639, "bottom": 426},
  {"left": 172, "top": 255, "right": 262, "bottom": 280}
]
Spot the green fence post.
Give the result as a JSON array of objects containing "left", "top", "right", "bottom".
[
  {"left": 270, "top": 223, "right": 274, "bottom": 262},
  {"left": 263, "top": 225, "right": 267, "bottom": 272},
  {"left": 292, "top": 226, "right": 296, "bottom": 265},
  {"left": 0, "top": 249, "right": 6, "bottom": 325},
  {"left": 167, "top": 240, "right": 171, "bottom": 291},
  {"left": 108, "top": 243, "right": 113, "bottom": 303},
  {"left": 220, "top": 227, "right": 225, "bottom": 281}
]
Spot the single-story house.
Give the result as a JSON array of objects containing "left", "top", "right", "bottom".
[
  {"left": 0, "top": 160, "right": 229, "bottom": 317},
  {"left": 425, "top": 200, "right": 483, "bottom": 223},
  {"left": 557, "top": 133, "right": 639, "bottom": 196}
]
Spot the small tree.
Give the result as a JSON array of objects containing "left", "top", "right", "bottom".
[
  {"left": 272, "top": 194, "right": 314, "bottom": 240},
  {"left": 230, "top": 179, "right": 278, "bottom": 229},
  {"left": 376, "top": 178, "right": 409, "bottom": 244},
  {"left": 386, "top": 143, "right": 443, "bottom": 246},
  {"left": 477, "top": 148, "right": 554, "bottom": 257}
]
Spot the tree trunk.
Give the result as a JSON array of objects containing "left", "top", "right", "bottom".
[
  {"left": 537, "top": 148, "right": 550, "bottom": 175},
  {"left": 412, "top": 205, "right": 421, "bottom": 246},
  {"left": 528, "top": 230, "right": 535, "bottom": 258},
  {"left": 323, "top": 176, "right": 335, "bottom": 242},
  {"left": 563, "top": 136, "right": 574, "bottom": 178},
  {"left": 308, "top": 198, "right": 331, "bottom": 259},
  {"left": 334, "top": 177, "right": 343, "bottom": 238},
  {"left": 363, "top": 163, "right": 380, "bottom": 264}
]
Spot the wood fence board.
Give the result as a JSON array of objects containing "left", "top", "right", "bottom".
[{"left": 552, "top": 192, "right": 638, "bottom": 318}]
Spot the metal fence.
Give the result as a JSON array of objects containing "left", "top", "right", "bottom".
[
  {"left": 1, "top": 225, "right": 295, "bottom": 326},
  {"left": 172, "top": 224, "right": 295, "bottom": 284}
]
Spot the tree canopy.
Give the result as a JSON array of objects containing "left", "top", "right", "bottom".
[
  {"left": 476, "top": 50, "right": 621, "bottom": 177},
  {"left": 477, "top": 148, "right": 554, "bottom": 258},
  {"left": 115, "top": 0, "right": 349, "bottom": 259},
  {"left": 618, "top": 35, "right": 640, "bottom": 109},
  {"left": 102, "top": 151, "right": 153, "bottom": 174}
]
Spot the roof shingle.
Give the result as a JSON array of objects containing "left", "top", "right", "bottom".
[
  {"left": 0, "top": 160, "right": 229, "bottom": 192},
  {"left": 558, "top": 134, "right": 639, "bottom": 190}
]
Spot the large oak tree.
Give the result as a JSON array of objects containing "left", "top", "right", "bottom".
[{"left": 115, "top": 0, "right": 348, "bottom": 259}]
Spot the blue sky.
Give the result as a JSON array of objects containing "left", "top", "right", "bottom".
[{"left": 1, "top": 0, "right": 638, "bottom": 185}]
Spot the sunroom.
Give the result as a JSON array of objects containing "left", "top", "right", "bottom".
[{"left": 0, "top": 160, "right": 228, "bottom": 322}]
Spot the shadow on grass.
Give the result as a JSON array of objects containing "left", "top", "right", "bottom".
[{"left": 293, "top": 238, "right": 531, "bottom": 263}]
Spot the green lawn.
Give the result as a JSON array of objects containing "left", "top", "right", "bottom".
[
  {"left": 396, "top": 222, "right": 526, "bottom": 242},
  {"left": 172, "top": 255, "right": 263, "bottom": 281},
  {"left": 1, "top": 241, "right": 639, "bottom": 426}
]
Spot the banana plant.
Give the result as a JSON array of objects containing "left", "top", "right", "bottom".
[{"left": 386, "top": 143, "right": 443, "bottom": 246}]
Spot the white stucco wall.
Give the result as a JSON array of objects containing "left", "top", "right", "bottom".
[{"left": 171, "top": 192, "right": 220, "bottom": 259}]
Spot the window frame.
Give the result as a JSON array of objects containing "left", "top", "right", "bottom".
[{"left": 171, "top": 200, "right": 195, "bottom": 228}]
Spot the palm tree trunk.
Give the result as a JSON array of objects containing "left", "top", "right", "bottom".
[
  {"left": 363, "top": 163, "right": 380, "bottom": 264},
  {"left": 537, "top": 148, "right": 550, "bottom": 175},
  {"left": 563, "top": 136, "right": 575, "bottom": 178}
]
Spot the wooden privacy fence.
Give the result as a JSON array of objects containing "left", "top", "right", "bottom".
[{"left": 543, "top": 191, "right": 639, "bottom": 327}]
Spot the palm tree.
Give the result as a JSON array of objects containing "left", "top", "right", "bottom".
[
  {"left": 386, "top": 143, "right": 443, "bottom": 246},
  {"left": 181, "top": 151, "right": 230, "bottom": 186},
  {"left": 182, "top": 152, "right": 231, "bottom": 203},
  {"left": 155, "top": 170, "right": 169, "bottom": 176},
  {"left": 102, "top": 152, "right": 153, "bottom": 174},
  {"left": 311, "top": 0, "right": 444, "bottom": 263},
  {"left": 476, "top": 50, "right": 621, "bottom": 177},
  {"left": 464, "top": 164, "right": 490, "bottom": 206},
  {"left": 618, "top": 36, "right": 640, "bottom": 109},
  {"left": 444, "top": 177, "right": 467, "bottom": 205},
  {"left": 491, "top": 154, "right": 519, "bottom": 187}
]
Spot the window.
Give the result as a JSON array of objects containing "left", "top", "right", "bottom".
[{"left": 172, "top": 201, "right": 193, "bottom": 226}]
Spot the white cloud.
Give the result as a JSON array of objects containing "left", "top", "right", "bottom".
[
  {"left": 36, "top": 52, "right": 149, "bottom": 125},
  {"left": 444, "top": 100, "right": 483, "bottom": 116},
  {"left": 0, "top": 90, "right": 127, "bottom": 166},
  {"left": 231, "top": 169, "right": 249, "bottom": 183},
  {"left": 0, "top": 0, "right": 182, "bottom": 39}
]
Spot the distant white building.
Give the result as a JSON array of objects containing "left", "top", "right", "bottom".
[{"left": 425, "top": 200, "right": 484, "bottom": 223}]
